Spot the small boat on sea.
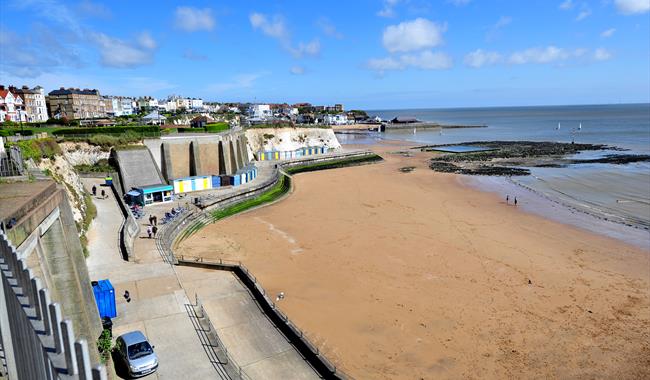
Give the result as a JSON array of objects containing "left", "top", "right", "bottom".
[{"left": 557, "top": 122, "right": 561, "bottom": 130}]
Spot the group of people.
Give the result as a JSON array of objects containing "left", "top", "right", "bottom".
[
  {"left": 91, "top": 185, "right": 107, "bottom": 199},
  {"left": 506, "top": 195, "right": 518, "bottom": 206}
]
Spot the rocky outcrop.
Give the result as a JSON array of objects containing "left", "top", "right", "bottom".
[
  {"left": 59, "top": 141, "right": 110, "bottom": 166},
  {"left": 245, "top": 127, "right": 341, "bottom": 153},
  {"left": 36, "top": 155, "right": 88, "bottom": 227}
]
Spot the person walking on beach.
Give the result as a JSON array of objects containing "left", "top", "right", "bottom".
[
  {"left": 147, "top": 225, "right": 152, "bottom": 239},
  {"left": 152, "top": 225, "right": 158, "bottom": 238},
  {"left": 506, "top": 195, "right": 509, "bottom": 204},
  {"left": 514, "top": 197, "right": 518, "bottom": 206}
]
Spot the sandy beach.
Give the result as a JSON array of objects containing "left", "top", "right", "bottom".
[{"left": 178, "top": 143, "right": 650, "bottom": 379}]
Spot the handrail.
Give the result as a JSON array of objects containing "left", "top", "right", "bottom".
[{"left": 194, "top": 294, "right": 253, "bottom": 380}]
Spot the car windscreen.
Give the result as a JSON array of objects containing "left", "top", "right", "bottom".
[{"left": 127, "top": 341, "right": 153, "bottom": 360}]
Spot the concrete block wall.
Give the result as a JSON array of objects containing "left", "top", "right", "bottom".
[
  {"left": 144, "top": 132, "right": 250, "bottom": 183},
  {"left": 0, "top": 229, "right": 107, "bottom": 379}
]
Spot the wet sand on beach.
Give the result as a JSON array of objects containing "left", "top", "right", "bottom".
[{"left": 178, "top": 143, "right": 650, "bottom": 379}]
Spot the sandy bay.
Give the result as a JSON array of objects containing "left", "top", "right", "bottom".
[{"left": 177, "top": 142, "right": 650, "bottom": 379}]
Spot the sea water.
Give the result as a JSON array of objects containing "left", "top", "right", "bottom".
[{"left": 342, "top": 104, "right": 650, "bottom": 234}]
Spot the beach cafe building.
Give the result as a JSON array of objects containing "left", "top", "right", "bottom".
[{"left": 127, "top": 184, "right": 174, "bottom": 206}]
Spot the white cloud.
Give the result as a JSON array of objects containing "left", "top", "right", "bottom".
[
  {"left": 367, "top": 50, "right": 452, "bottom": 72},
  {"left": 377, "top": 0, "right": 400, "bottom": 18},
  {"left": 207, "top": 73, "right": 266, "bottom": 93},
  {"left": 290, "top": 66, "right": 305, "bottom": 75},
  {"left": 137, "top": 32, "right": 156, "bottom": 50},
  {"left": 174, "top": 7, "right": 215, "bottom": 32},
  {"left": 92, "top": 32, "right": 157, "bottom": 68},
  {"left": 250, "top": 13, "right": 289, "bottom": 40},
  {"left": 614, "top": 0, "right": 650, "bottom": 14},
  {"left": 576, "top": 8, "right": 592, "bottom": 21},
  {"left": 293, "top": 39, "right": 321, "bottom": 57},
  {"left": 509, "top": 46, "right": 571, "bottom": 64},
  {"left": 559, "top": 0, "right": 574, "bottom": 10},
  {"left": 464, "top": 46, "right": 612, "bottom": 67},
  {"left": 464, "top": 49, "right": 503, "bottom": 68},
  {"left": 594, "top": 48, "right": 612, "bottom": 61},
  {"left": 250, "top": 12, "right": 320, "bottom": 58},
  {"left": 382, "top": 18, "right": 446, "bottom": 53},
  {"left": 601, "top": 28, "right": 616, "bottom": 37},
  {"left": 448, "top": 0, "right": 471, "bottom": 6},
  {"left": 316, "top": 18, "right": 343, "bottom": 39}
]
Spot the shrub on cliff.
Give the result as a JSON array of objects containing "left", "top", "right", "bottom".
[{"left": 9, "top": 138, "right": 62, "bottom": 162}]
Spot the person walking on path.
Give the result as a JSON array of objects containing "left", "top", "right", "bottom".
[
  {"left": 153, "top": 215, "right": 157, "bottom": 226},
  {"left": 152, "top": 225, "right": 158, "bottom": 238},
  {"left": 147, "top": 225, "right": 152, "bottom": 239},
  {"left": 92, "top": 185, "right": 97, "bottom": 197},
  {"left": 101, "top": 189, "right": 106, "bottom": 199},
  {"left": 149, "top": 215, "right": 154, "bottom": 225}
]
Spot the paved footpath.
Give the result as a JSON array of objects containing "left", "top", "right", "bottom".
[
  {"left": 83, "top": 177, "right": 319, "bottom": 380},
  {"left": 83, "top": 178, "right": 219, "bottom": 379}
]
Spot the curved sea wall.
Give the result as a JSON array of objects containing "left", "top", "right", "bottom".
[{"left": 245, "top": 127, "right": 341, "bottom": 153}]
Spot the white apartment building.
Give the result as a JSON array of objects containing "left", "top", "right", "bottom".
[
  {"left": 248, "top": 104, "right": 272, "bottom": 119},
  {"left": 190, "top": 98, "right": 203, "bottom": 110},
  {"left": 323, "top": 113, "right": 349, "bottom": 125},
  {"left": 0, "top": 86, "right": 27, "bottom": 122}
]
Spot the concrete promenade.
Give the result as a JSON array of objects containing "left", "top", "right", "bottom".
[
  {"left": 83, "top": 176, "right": 320, "bottom": 379},
  {"left": 83, "top": 178, "right": 220, "bottom": 379},
  {"left": 177, "top": 267, "right": 319, "bottom": 379}
]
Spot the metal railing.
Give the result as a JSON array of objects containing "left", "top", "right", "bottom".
[
  {"left": 0, "top": 147, "right": 25, "bottom": 177},
  {"left": 178, "top": 256, "right": 349, "bottom": 379},
  {"left": 193, "top": 294, "right": 253, "bottom": 380}
]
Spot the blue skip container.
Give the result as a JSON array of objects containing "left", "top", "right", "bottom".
[{"left": 93, "top": 279, "right": 117, "bottom": 318}]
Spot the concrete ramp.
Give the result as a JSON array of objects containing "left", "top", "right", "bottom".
[{"left": 114, "top": 148, "right": 166, "bottom": 191}]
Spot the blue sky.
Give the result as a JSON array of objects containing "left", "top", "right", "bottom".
[{"left": 1, "top": 0, "right": 649, "bottom": 109}]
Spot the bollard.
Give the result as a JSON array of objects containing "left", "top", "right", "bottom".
[
  {"left": 49, "top": 303, "right": 63, "bottom": 354},
  {"left": 61, "top": 320, "right": 78, "bottom": 375},
  {"left": 74, "top": 339, "right": 92, "bottom": 380},
  {"left": 31, "top": 277, "right": 42, "bottom": 320},
  {"left": 39, "top": 288, "right": 51, "bottom": 336}
]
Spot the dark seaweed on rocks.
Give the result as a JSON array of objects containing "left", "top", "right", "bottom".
[
  {"left": 426, "top": 141, "right": 648, "bottom": 177},
  {"left": 429, "top": 161, "right": 530, "bottom": 176},
  {"left": 423, "top": 141, "right": 609, "bottom": 162}
]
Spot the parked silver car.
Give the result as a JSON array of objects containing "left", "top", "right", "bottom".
[{"left": 114, "top": 331, "right": 158, "bottom": 378}]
